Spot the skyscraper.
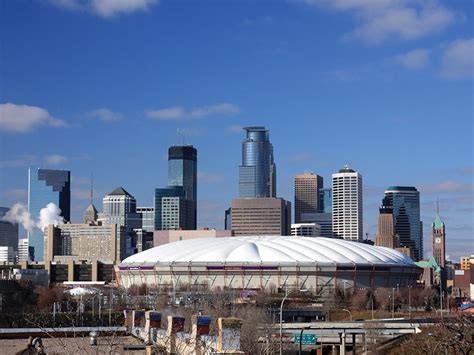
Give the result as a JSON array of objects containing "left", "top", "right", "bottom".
[
  {"left": 28, "top": 168, "right": 71, "bottom": 261},
  {"left": 374, "top": 196, "right": 400, "bottom": 249},
  {"left": 294, "top": 172, "right": 323, "bottom": 223},
  {"left": 0, "top": 207, "right": 19, "bottom": 253},
  {"left": 154, "top": 145, "right": 197, "bottom": 231},
  {"left": 384, "top": 186, "right": 422, "bottom": 261},
  {"left": 239, "top": 127, "right": 276, "bottom": 198},
  {"left": 318, "top": 188, "right": 332, "bottom": 213},
  {"left": 432, "top": 207, "right": 446, "bottom": 268},
  {"left": 332, "top": 165, "right": 363, "bottom": 241},
  {"left": 98, "top": 187, "right": 142, "bottom": 232},
  {"left": 231, "top": 198, "right": 291, "bottom": 236}
]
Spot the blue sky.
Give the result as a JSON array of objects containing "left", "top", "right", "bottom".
[{"left": 1, "top": 0, "right": 473, "bottom": 261}]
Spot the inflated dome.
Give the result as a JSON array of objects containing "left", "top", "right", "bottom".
[{"left": 122, "top": 236, "right": 414, "bottom": 266}]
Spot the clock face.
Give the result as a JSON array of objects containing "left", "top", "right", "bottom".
[{"left": 435, "top": 237, "right": 441, "bottom": 244}]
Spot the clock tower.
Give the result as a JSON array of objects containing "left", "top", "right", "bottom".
[{"left": 432, "top": 206, "right": 446, "bottom": 268}]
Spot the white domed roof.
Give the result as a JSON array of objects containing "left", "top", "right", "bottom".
[{"left": 122, "top": 236, "right": 414, "bottom": 266}]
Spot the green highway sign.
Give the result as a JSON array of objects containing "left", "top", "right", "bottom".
[{"left": 294, "top": 334, "right": 317, "bottom": 345}]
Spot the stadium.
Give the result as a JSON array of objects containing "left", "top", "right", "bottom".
[{"left": 116, "top": 236, "right": 421, "bottom": 295}]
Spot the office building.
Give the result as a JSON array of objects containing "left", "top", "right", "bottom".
[
  {"left": 168, "top": 145, "right": 197, "bottom": 228},
  {"left": 461, "top": 255, "right": 474, "bottom": 270},
  {"left": 0, "top": 207, "right": 19, "bottom": 253},
  {"left": 239, "top": 127, "right": 276, "bottom": 198},
  {"left": 432, "top": 209, "right": 446, "bottom": 269},
  {"left": 137, "top": 207, "right": 155, "bottom": 233},
  {"left": 154, "top": 186, "right": 192, "bottom": 230},
  {"left": 374, "top": 197, "right": 400, "bottom": 249},
  {"left": 384, "top": 186, "right": 422, "bottom": 261},
  {"left": 224, "top": 208, "right": 232, "bottom": 230},
  {"left": 28, "top": 168, "right": 71, "bottom": 261},
  {"left": 230, "top": 198, "right": 291, "bottom": 236},
  {"left": 98, "top": 187, "right": 142, "bottom": 232},
  {"left": 291, "top": 223, "right": 321, "bottom": 238},
  {"left": 154, "top": 146, "right": 197, "bottom": 231},
  {"left": 17, "top": 238, "right": 30, "bottom": 261},
  {"left": 0, "top": 246, "right": 15, "bottom": 263},
  {"left": 318, "top": 188, "right": 332, "bottom": 213},
  {"left": 332, "top": 165, "right": 363, "bottom": 241},
  {"left": 294, "top": 172, "right": 323, "bottom": 223},
  {"left": 154, "top": 229, "right": 234, "bottom": 247},
  {"left": 312, "top": 212, "right": 333, "bottom": 238},
  {"left": 44, "top": 223, "right": 127, "bottom": 264}
]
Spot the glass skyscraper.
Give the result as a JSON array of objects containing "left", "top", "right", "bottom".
[
  {"left": 318, "top": 188, "right": 332, "bottom": 213},
  {"left": 239, "top": 126, "right": 276, "bottom": 198},
  {"left": 384, "top": 186, "right": 422, "bottom": 261},
  {"left": 168, "top": 146, "right": 197, "bottom": 202},
  {"left": 28, "top": 168, "right": 70, "bottom": 261}
]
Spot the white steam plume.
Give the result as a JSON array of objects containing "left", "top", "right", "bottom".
[
  {"left": 37, "top": 203, "right": 64, "bottom": 230},
  {"left": 1, "top": 203, "right": 36, "bottom": 232}
]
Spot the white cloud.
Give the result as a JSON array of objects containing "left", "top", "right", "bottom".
[
  {"left": 45, "top": 154, "right": 68, "bottom": 166},
  {"left": 0, "top": 155, "right": 39, "bottom": 168},
  {"left": 227, "top": 125, "right": 243, "bottom": 134},
  {"left": 146, "top": 102, "right": 240, "bottom": 121},
  {"left": 303, "top": 0, "right": 455, "bottom": 43},
  {"left": 395, "top": 48, "right": 430, "bottom": 69},
  {"left": 88, "top": 108, "right": 122, "bottom": 122},
  {"left": 419, "top": 181, "right": 474, "bottom": 194},
  {"left": 50, "top": 0, "right": 158, "bottom": 18},
  {"left": 197, "top": 171, "right": 225, "bottom": 184},
  {"left": 0, "top": 103, "right": 66, "bottom": 133},
  {"left": 441, "top": 38, "right": 474, "bottom": 79}
]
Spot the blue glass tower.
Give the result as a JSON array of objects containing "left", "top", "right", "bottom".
[
  {"left": 239, "top": 127, "right": 276, "bottom": 198},
  {"left": 318, "top": 188, "right": 332, "bottom": 213},
  {"left": 28, "top": 168, "right": 70, "bottom": 261},
  {"left": 384, "top": 186, "right": 422, "bottom": 261},
  {"left": 154, "top": 186, "right": 186, "bottom": 230}
]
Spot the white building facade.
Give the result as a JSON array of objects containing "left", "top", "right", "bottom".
[
  {"left": 332, "top": 166, "right": 363, "bottom": 242},
  {"left": 291, "top": 223, "right": 321, "bottom": 238}
]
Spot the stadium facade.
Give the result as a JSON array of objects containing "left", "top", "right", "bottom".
[{"left": 116, "top": 236, "right": 421, "bottom": 295}]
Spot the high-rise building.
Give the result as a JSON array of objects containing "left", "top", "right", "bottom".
[
  {"left": 318, "top": 188, "right": 332, "bottom": 213},
  {"left": 384, "top": 186, "right": 422, "bottom": 261},
  {"left": 168, "top": 145, "right": 197, "bottom": 226},
  {"left": 137, "top": 207, "right": 155, "bottom": 233},
  {"left": 239, "top": 127, "right": 276, "bottom": 198},
  {"left": 332, "top": 165, "right": 363, "bottom": 241},
  {"left": 374, "top": 197, "right": 400, "bottom": 249},
  {"left": 17, "top": 238, "right": 30, "bottom": 261},
  {"left": 84, "top": 203, "right": 98, "bottom": 224},
  {"left": 432, "top": 209, "right": 446, "bottom": 268},
  {"left": 231, "top": 198, "right": 291, "bottom": 236},
  {"left": 98, "top": 187, "right": 142, "bottom": 232},
  {"left": 294, "top": 172, "right": 323, "bottom": 223},
  {"left": 291, "top": 223, "right": 321, "bottom": 238},
  {"left": 154, "top": 186, "right": 188, "bottom": 230},
  {"left": 0, "top": 246, "right": 15, "bottom": 263},
  {"left": 28, "top": 168, "right": 71, "bottom": 261},
  {"left": 154, "top": 146, "right": 198, "bottom": 231},
  {"left": 0, "top": 207, "right": 19, "bottom": 253}
]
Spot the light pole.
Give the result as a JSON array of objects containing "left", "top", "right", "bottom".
[
  {"left": 279, "top": 287, "right": 308, "bottom": 355},
  {"left": 391, "top": 287, "right": 395, "bottom": 319},
  {"left": 342, "top": 308, "right": 352, "bottom": 321},
  {"left": 408, "top": 285, "right": 412, "bottom": 321},
  {"left": 298, "top": 326, "right": 310, "bottom": 355}
]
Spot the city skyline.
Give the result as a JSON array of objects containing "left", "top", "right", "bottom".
[{"left": 0, "top": 0, "right": 472, "bottom": 261}]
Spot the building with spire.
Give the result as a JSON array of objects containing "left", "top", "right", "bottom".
[{"left": 432, "top": 206, "right": 446, "bottom": 268}]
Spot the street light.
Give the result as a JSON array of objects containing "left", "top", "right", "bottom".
[
  {"left": 342, "top": 308, "right": 352, "bottom": 321},
  {"left": 408, "top": 285, "right": 412, "bottom": 321},
  {"left": 391, "top": 287, "right": 395, "bottom": 319},
  {"left": 279, "top": 286, "right": 308, "bottom": 355},
  {"left": 298, "top": 326, "right": 311, "bottom": 355}
]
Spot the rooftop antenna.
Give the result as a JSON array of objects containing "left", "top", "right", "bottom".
[
  {"left": 90, "top": 173, "right": 93, "bottom": 205},
  {"left": 436, "top": 198, "right": 439, "bottom": 214}
]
